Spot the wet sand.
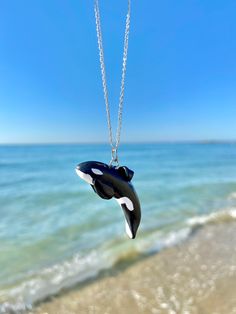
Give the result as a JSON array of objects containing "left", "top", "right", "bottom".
[{"left": 33, "top": 222, "right": 236, "bottom": 314}]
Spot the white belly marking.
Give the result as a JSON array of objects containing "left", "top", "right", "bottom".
[{"left": 75, "top": 169, "right": 94, "bottom": 185}]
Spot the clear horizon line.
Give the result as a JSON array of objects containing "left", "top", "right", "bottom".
[{"left": 0, "top": 139, "right": 236, "bottom": 146}]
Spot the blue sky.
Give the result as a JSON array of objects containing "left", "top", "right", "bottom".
[{"left": 0, "top": 0, "right": 236, "bottom": 144}]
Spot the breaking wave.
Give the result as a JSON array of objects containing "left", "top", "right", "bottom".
[
  {"left": 187, "top": 207, "right": 236, "bottom": 227},
  {"left": 1, "top": 207, "right": 236, "bottom": 313}
]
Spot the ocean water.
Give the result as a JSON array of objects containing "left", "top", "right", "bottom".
[{"left": 0, "top": 143, "right": 236, "bottom": 312}]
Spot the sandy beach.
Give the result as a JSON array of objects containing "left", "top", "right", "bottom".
[{"left": 33, "top": 221, "right": 236, "bottom": 314}]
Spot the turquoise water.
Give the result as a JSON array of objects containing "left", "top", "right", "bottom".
[{"left": 1, "top": 143, "right": 236, "bottom": 312}]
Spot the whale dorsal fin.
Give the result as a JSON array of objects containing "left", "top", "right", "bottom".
[
  {"left": 117, "top": 166, "right": 134, "bottom": 182},
  {"left": 92, "top": 179, "right": 114, "bottom": 199}
]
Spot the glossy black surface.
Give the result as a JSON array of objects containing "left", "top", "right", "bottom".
[{"left": 76, "top": 161, "right": 141, "bottom": 239}]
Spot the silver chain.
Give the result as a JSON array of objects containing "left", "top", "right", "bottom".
[{"left": 94, "top": 0, "right": 131, "bottom": 165}]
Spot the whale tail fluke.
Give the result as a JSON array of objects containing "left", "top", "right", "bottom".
[{"left": 118, "top": 201, "right": 141, "bottom": 239}]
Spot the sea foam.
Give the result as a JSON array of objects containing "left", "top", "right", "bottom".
[{"left": 1, "top": 207, "right": 236, "bottom": 313}]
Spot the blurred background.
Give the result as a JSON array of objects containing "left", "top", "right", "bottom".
[{"left": 0, "top": 1, "right": 236, "bottom": 313}]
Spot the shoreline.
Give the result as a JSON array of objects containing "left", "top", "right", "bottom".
[{"left": 32, "top": 221, "right": 236, "bottom": 314}]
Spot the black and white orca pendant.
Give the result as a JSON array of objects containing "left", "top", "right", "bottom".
[{"left": 75, "top": 161, "right": 141, "bottom": 239}]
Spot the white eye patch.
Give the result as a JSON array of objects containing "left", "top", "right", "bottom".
[{"left": 91, "top": 168, "right": 103, "bottom": 175}]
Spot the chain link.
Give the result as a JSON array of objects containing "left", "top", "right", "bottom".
[{"left": 94, "top": 0, "right": 131, "bottom": 163}]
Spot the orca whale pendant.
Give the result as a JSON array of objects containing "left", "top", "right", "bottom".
[{"left": 75, "top": 161, "right": 141, "bottom": 239}]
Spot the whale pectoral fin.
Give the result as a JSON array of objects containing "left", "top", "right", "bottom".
[
  {"left": 117, "top": 166, "right": 134, "bottom": 182},
  {"left": 92, "top": 180, "right": 114, "bottom": 200},
  {"left": 116, "top": 197, "right": 141, "bottom": 239}
]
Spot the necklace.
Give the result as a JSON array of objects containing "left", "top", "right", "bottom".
[
  {"left": 94, "top": 0, "right": 131, "bottom": 165},
  {"left": 76, "top": 0, "right": 141, "bottom": 239}
]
